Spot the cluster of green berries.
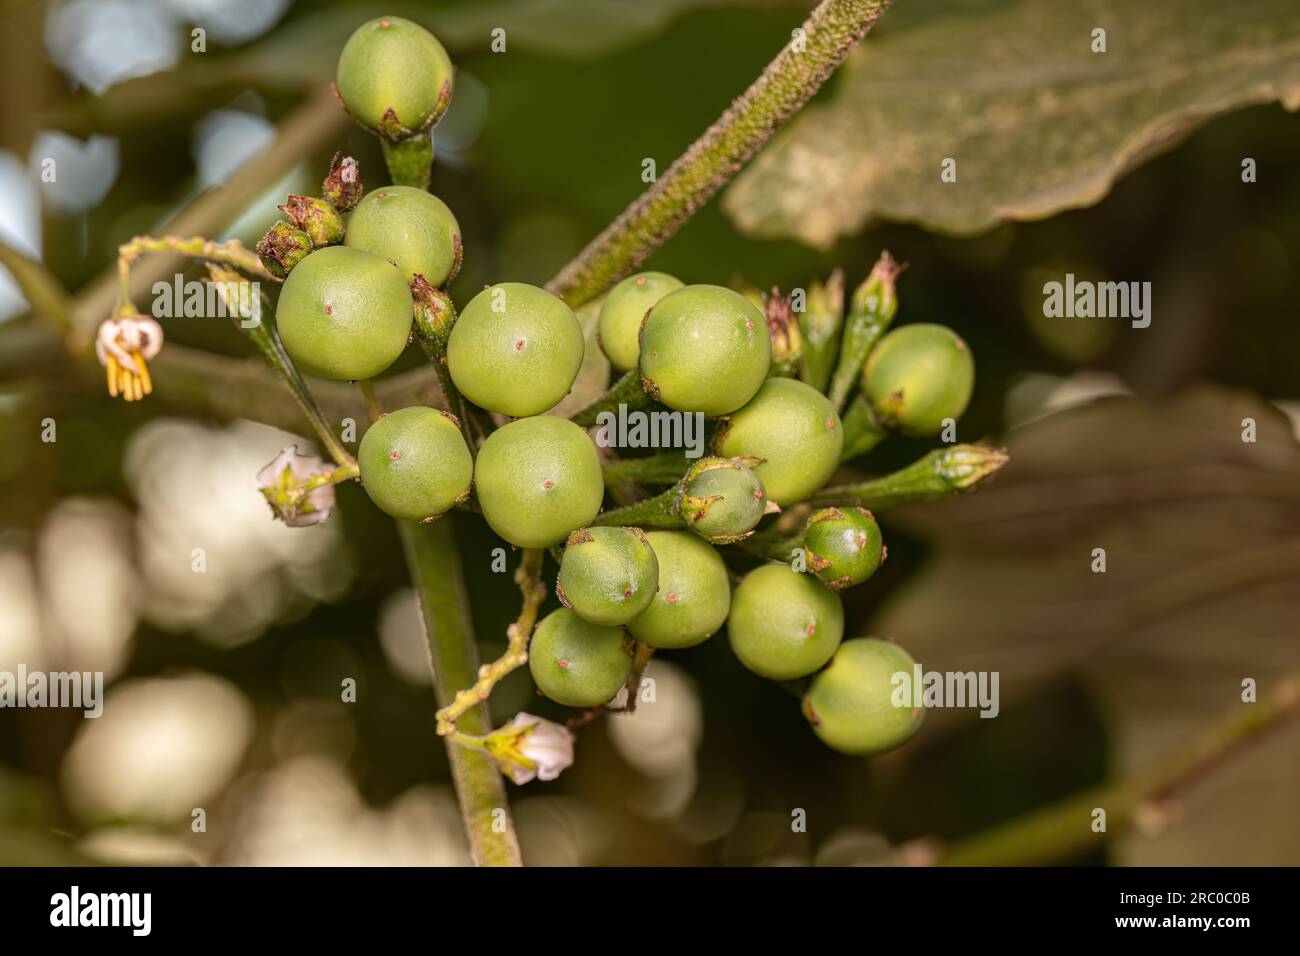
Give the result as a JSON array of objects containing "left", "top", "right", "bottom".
[{"left": 263, "top": 17, "right": 984, "bottom": 758}]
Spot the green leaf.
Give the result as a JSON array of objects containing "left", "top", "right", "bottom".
[{"left": 723, "top": 0, "right": 1300, "bottom": 244}]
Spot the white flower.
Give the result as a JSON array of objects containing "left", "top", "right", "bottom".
[
  {"left": 485, "top": 713, "right": 575, "bottom": 785},
  {"left": 96, "top": 315, "right": 163, "bottom": 401},
  {"left": 256, "top": 444, "right": 336, "bottom": 527}
]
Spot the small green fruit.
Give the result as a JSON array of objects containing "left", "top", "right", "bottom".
[
  {"left": 447, "top": 283, "right": 584, "bottom": 417},
  {"left": 276, "top": 246, "right": 413, "bottom": 381},
  {"left": 257, "top": 221, "right": 312, "bottom": 279},
  {"left": 676, "top": 457, "right": 768, "bottom": 544},
  {"left": 714, "top": 378, "right": 842, "bottom": 505},
  {"left": 863, "top": 323, "right": 974, "bottom": 437},
  {"left": 557, "top": 527, "right": 659, "bottom": 627},
  {"left": 803, "top": 507, "right": 884, "bottom": 589},
  {"left": 474, "top": 416, "right": 604, "bottom": 548},
  {"left": 336, "top": 16, "right": 453, "bottom": 134},
  {"left": 357, "top": 406, "right": 472, "bottom": 521},
  {"left": 597, "top": 272, "right": 683, "bottom": 372},
  {"left": 728, "top": 563, "right": 843, "bottom": 680},
  {"left": 345, "top": 186, "right": 461, "bottom": 287},
  {"left": 627, "top": 531, "right": 730, "bottom": 649},
  {"left": 529, "top": 608, "right": 632, "bottom": 708},
  {"left": 802, "top": 638, "right": 924, "bottom": 755},
  {"left": 639, "top": 285, "right": 770, "bottom": 415}
]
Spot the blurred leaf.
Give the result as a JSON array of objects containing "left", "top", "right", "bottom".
[{"left": 723, "top": 0, "right": 1300, "bottom": 244}]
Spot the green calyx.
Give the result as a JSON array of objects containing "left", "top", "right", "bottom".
[
  {"left": 557, "top": 526, "right": 659, "bottom": 627},
  {"left": 728, "top": 562, "right": 844, "bottom": 680},
  {"left": 626, "top": 530, "right": 730, "bottom": 650},
  {"left": 256, "top": 221, "right": 312, "bottom": 279},
  {"left": 863, "top": 323, "right": 974, "bottom": 437},
  {"left": 279, "top": 194, "right": 345, "bottom": 248},
  {"left": 528, "top": 608, "right": 632, "bottom": 708},
  {"left": 764, "top": 288, "right": 803, "bottom": 378},
  {"left": 802, "top": 638, "right": 924, "bottom": 756},
  {"left": 335, "top": 16, "right": 453, "bottom": 137},
  {"left": 798, "top": 269, "right": 844, "bottom": 392},
  {"left": 322, "top": 152, "right": 362, "bottom": 212},
  {"left": 358, "top": 406, "right": 472, "bottom": 521},
  {"left": 803, "top": 506, "right": 884, "bottom": 590},
  {"left": 345, "top": 186, "right": 462, "bottom": 287},
  {"left": 675, "top": 456, "right": 772, "bottom": 544},
  {"left": 597, "top": 271, "right": 683, "bottom": 373}
]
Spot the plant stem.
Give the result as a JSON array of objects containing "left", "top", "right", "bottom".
[
  {"left": 545, "top": 0, "right": 893, "bottom": 309},
  {"left": 810, "top": 445, "right": 1009, "bottom": 510},
  {"left": 593, "top": 486, "right": 686, "bottom": 529},
  {"left": 435, "top": 548, "right": 547, "bottom": 736},
  {"left": 117, "top": 234, "right": 277, "bottom": 290},
  {"left": 937, "top": 673, "right": 1300, "bottom": 866},
  {"left": 601, "top": 450, "right": 693, "bottom": 486},
  {"left": 840, "top": 393, "right": 889, "bottom": 461},
  {"left": 381, "top": 132, "right": 434, "bottom": 189},
  {"left": 410, "top": 280, "right": 485, "bottom": 452},
  {"left": 358, "top": 379, "right": 382, "bottom": 423},
  {"left": 399, "top": 518, "right": 523, "bottom": 867},
  {"left": 568, "top": 369, "right": 652, "bottom": 428}
]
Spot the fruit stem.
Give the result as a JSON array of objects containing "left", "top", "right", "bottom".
[
  {"left": 840, "top": 393, "right": 889, "bottom": 461},
  {"left": 545, "top": 0, "right": 894, "bottom": 309},
  {"left": 434, "top": 548, "right": 547, "bottom": 736},
  {"left": 381, "top": 132, "right": 433, "bottom": 189},
  {"left": 206, "top": 263, "right": 355, "bottom": 468},
  {"left": 601, "top": 450, "right": 693, "bottom": 486},
  {"left": 936, "top": 672, "right": 1300, "bottom": 866},
  {"left": 568, "top": 368, "right": 653, "bottom": 428},
  {"left": 810, "top": 444, "right": 1010, "bottom": 510},
  {"left": 592, "top": 486, "right": 686, "bottom": 529},
  {"left": 357, "top": 379, "right": 382, "bottom": 423},
  {"left": 827, "top": 250, "right": 905, "bottom": 411},
  {"left": 399, "top": 518, "right": 523, "bottom": 867},
  {"left": 410, "top": 280, "right": 487, "bottom": 452}
]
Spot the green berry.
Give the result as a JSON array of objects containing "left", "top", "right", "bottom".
[
  {"left": 597, "top": 272, "right": 683, "bottom": 372},
  {"left": 447, "top": 283, "right": 585, "bottom": 417},
  {"left": 344, "top": 186, "right": 461, "bottom": 287},
  {"left": 528, "top": 608, "right": 632, "bottom": 708},
  {"left": 803, "top": 507, "right": 884, "bottom": 590},
  {"left": 473, "top": 416, "right": 604, "bottom": 548},
  {"left": 357, "top": 407, "right": 472, "bottom": 521},
  {"left": 676, "top": 457, "right": 768, "bottom": 544},
  {"left": 714, "top": 378, "right": 842, "bottom": 505},
  {"left": 627, "top": 531, "right": 730, "bottom": 649},
  {"left": 863, "top": 324, "right": 974, "bottom": 437},
  {"left": 276, "top": 246, "right": 413, "bottom": 381},
  {"left": 802, "top": 638, "right": 924, "bottom": 755},
  {"left": 336, "top": 17, "right": 453, "bottom": 134},
  {"left": 638, "top": 284, "right": 770, "bottom": 415},
  {"left": 256, "top": 221, "right": 312, "bottom": 279},
  {"left": 727, "top": 563, "right": 843, "bottom": 680},
  {"left": 557, "top": 527, "right": 659, "bottom": 627}
]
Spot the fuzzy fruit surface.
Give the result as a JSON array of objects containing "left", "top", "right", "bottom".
[
  {"left": 558, "top": 527, "right": 659, "bottom": 627},
  {"left": 598, "top": 272, "right": 684, "bottom": 372},
  {"left": 863, "top": 324, "right": 974, "bottom": 437},
  {"left": 627, "top": 531, "right": 730, "bottom": 649},
  {"left": 804, "top": 506, "right": 884, "bottom": 589},
  {"left": 357, "top": 407, "right": 472, "bottom": 521},
  {"left": 276, "top": 246, "right": 413, "bottom": 380},
  {"left": 474, "top": 416, "right": 603, "bottom": 548},
  {"left": 336, "top": 17, "right": 453, "bottom": 132},
  {"left": 802, "top": 638, "right": 924, "bottom": 755},
  {"left": 679, "top": 459, "right": 767, "bottom": 543},
  {"left": 639, "top": 285, "right": 770, "bottom": 415},
  {"left": 529, "top": 608, "right": 632, "bottom": 708},
  {"left": 715, "top": 378, "right": 842, "bottom": 505},
  {"left": 728, "top": 563, "right": 843, "bottom": 680},
  {"left": 345, "top": 186, "right": 461, "bottom": 287},
  {"left": 447, "top": 283, "right": 584, "bottom": 417}
]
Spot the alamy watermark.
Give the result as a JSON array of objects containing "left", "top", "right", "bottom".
[
  {"left": 0, "top": 666, "right": 103, "bottom": 718},
  {"left": 1042, "top": 273, "right": 1150, "bottom": 329},
  {"left": 891, "top": 665, "right": 1000, "bottom": 718},
  {"left": 594, "top": 404, "right": 706, "bottom": 458},
  {"left": 152, "top": 273, "right": 261, "bottom": 328}
]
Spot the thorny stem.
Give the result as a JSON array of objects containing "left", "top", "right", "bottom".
[
  {"left": 810, "top": 445, "right": 1009, "bottom": 509},
  {"left": 601, "top": 450, "right": 693, "bottom": 486},
  {"left": 569, "top": 368, "right": 653, "bottom": 428},
  {"left": 592, "top": 485, "right": 687, "bottom": 529},
  {"left": 435, "top": 548, "right": 547, "bottom": 737},
  {"left": 936, "top": 673, "right": 1300, "bottom": 866},
  {"left": 545, "top": 0, "right": 893, "bottom": 309}
]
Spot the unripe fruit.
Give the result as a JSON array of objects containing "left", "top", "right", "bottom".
[
  {"left": 557, "top": 526, "right": 659, "bottom": 627},
  {"left": 803, "top": 507, "right": 884, "bottom": 589},
  {"left": 714, "top": 377, "right": 843, "bottom": 505},
  {"left": 279, "top": 195, "right": 345, "bottom": 247},
  {"left": 639, "top": 285, "right": 770, "bottom": 415},
  {"left": 257, "top": 221, "right": 312, "bottom": 279},
  {"left": 357, "top": 406, "right": 472, "bottom": 521},
  {"left": 336, "top": 17, "right": 453, "bottom": 133},
  {"left": 276, "top": 246, "right": 413, "bottom": 380},
  {"left": 447, "top": 283, "right": 584, "bottom": 417},
  {"left": 344, "top": 186, "right": 461, "bottom": 287},
  {"left": 529, "top": 608, "right": 632, "bottom": 708},
  {"left": 727, "top": 563, "right": 843, "bottom": 680},
  {"left": 863, "top": 323, "right": 974, "bottom": 437},
  {"left": 802, "top": 638, "right": 924, "bottom": 755},
  {"left": 676, "top": 457, "right": 768, "bottom": 544},
  {"left": 474, "top": 416, "right": 604, "bottom": 548},
  {"left": 597, "top": 271, "right": 683, "bottom": 372},
  {"left": 627, "top": 531, "right": 730, "bottom": 649}
]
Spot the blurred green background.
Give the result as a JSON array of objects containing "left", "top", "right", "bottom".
[{"left": 1, "top": 0, "right": 1297, "bottom": 866}]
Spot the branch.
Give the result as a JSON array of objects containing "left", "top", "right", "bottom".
[{"left": 545, "top": 0, "right": 893, "bottom": 309}]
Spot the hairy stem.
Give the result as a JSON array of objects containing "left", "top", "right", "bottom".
[
  {"left": 546, "top": 0, "right": 893, "bottom": 309},
  {"left": 811, "top": 445, "right": 1009, "bottom": 509},
  {"left": 593, "top": 486, "right": 686, "bottom": 529},
  {"left": 601, "top": 450, "right": 693, "bottom": 486},
  {"left": 399, "top": 518, "right": 523, "bottom": 867},
  {"left": 381, "top": 132, "right": 434, "bottom": 189}
]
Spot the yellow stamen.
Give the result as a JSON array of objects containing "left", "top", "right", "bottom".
[
  {"left": 133, "top": 351, "right": 153, "bottom": 395},
  {"left": 107, "top": 356, "right": 120, "bottom": 398}
]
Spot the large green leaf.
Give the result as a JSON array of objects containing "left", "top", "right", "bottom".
[{"left": 723, "top": 0, "right": 1300, "bottom": 244}]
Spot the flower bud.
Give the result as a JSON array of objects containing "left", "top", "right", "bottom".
[
  {"left": 278, "top": 195, "right": 346, "bottom": 248},
  {"left": 322, "top": 152, "right": 362, "bottom": 212},
  {"left": 849, "top": 250, "right": 903, "bottom": 323},
  {"left": 411, "top": 276, "right": 457, "bottom": 347},
  {"left": 256, "top": 221, "right": 312, "bottom": 279},
  {"left": 675, "top": 456, "right": 773, "bottom": 544},
  {"left": 257, "top": 444, "right": 336, "bottom": 527},
  {"left": 484, "top": 713, "right": 576, "bottom": 785},
  {"left": 799, "top": 269, "right": 843, "bottom": 392},
  {"left": 803, "top": 506, "right": 884, "bottom": 590},
  {"left": 765, "top": 287, "right": 803, "bottom": 378}
]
